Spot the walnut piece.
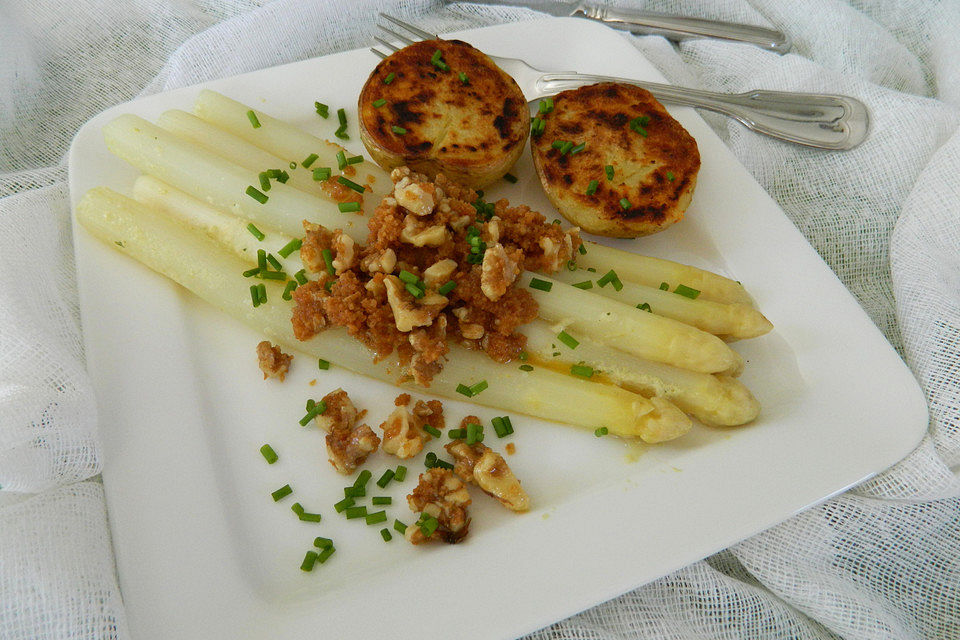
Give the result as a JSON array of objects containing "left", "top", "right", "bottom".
[
  {"left": 331, "top": 232, "right": 357, "bottom": 273},
  {"left": 394, "top": 176, "right": 436, "bottom": 216},
  {"left": 380, "top": 394, "right": 438, "bottom": 459},
  {"left": 445, "top": 441, "right": 530, "bottom": 512},
  {"left": 313, "top": 388, "right": 379, "bottom": 475},
  {"left": 480, "top": 242, "right": 519, "bottom": 301},
  {"left": 384, "top": 275, "right": 442, "bottom": 332},
  {"left": 538, "top": 229, "right": 579, "bottom": 273},
  {"left": 405, "top": 468, "right": 471, "bottom": 544},
  {"left": 422, "top": 258, "right": 458, "bottom": 288},
  {"left": 360, "top": 248, "right": 397, "bottom": 274},
  {"left": 400, "top": 214, "right": 450, "bottom": 247},
  {"left": 256, "top": 341, "right": 292, "bottom": 381}
]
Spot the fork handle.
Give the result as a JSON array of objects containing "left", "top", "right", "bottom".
[
  {"left": 534, "top": 73, "right": 869, "bottom": 150},
  {"left": 576, "top": 5, "right": 791, "bottom": 54}
]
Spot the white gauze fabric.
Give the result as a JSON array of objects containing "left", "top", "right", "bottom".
[{"left": 1, "top": 0, "right": 958, "bottom": 638}]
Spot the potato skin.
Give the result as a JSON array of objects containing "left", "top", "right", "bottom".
[
  {"left": 359, "top": 39, "right": 528, "bottom": 189},
  {"left": 531, "top": 83, "right": 700, "bottom": 238}
]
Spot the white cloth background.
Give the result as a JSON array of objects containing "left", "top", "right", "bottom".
[{"left": 2, "top": 0, "right": 958, "bottom": 637}]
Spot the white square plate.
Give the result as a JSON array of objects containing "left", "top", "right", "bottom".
[{"left": 69, "top": 17, "right": 926, "bottom": 640}]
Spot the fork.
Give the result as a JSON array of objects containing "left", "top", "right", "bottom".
[{"left": 372, "top": 14, "right": 869, "bottom": 150}]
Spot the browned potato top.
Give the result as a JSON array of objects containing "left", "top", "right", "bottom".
[
  {"left": 531, "top": 83, "right": 700, "bottom": 237},
  {"left": 358, "top": 39, "right": 528, "bottom": 188}
]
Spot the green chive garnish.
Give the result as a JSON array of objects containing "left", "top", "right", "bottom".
[
  {"left": 424, "top": 425, "right": 442, "bottom": 438},
  {"left": 372, "top": 496, "right": 392, "bottom": 506},
  {"left": 300, "top": 550, "right": 318, "bottom": 572},
  {"left": 250, "top": 284, "right": 260, "bottom": 307},
  {"left": 430, "top": 49, "right": 449, "bottom": 71},
  {"left": 620, "top": 198, "right": 631, "bottom": 210},
  {"left": 594, "top": 426, "right": 609, "bottom": 437},
  {"left": 659, "top": 282, "right": 670, "bottom": 291},
  {"left": 294, "top": 269, "right": 308, "bottom": 285},
  {"left": 391, "top": 125, "right": 407, "bottom": 135},
  {"left": 504, "top": 173, "right": 518, "bottom": 183},
  {"left": 469, "top": 380, "right": 488, "bottom": 395},
  {"left": 519, "top": 364, "right": 534, "bottom": 371},
  {"left": 257, "top": 249, "right": 267, "bottom": 270},
  {"left": 343, "top": 486, "right": 365, "bottom": 498},
  {"left": 466, "top": 422, "right": 483, "bottom": 445},
  {"left": 260, "top": 444, "right": 278, "bottom": 464},
  {"left": 354, "top": 469, "right": 372, "bottom": 488},
  {"left": 586, "top": 179, "right": 598, "bottom": 195},
  {"left": 531, "top": 117, "right": 544, "bottom": 136},
  {"left": 336, "top": 150, "right": 347, "bottom": 170},
  {"left": 571, "top": 364, "right": 594, "bottom": 378},
  {"left": 317, "top": 546, "right": 336, "bottom": 564},
  {"left": 258, "top": 172, "right": 271, "bottom": 192},
  {"left": 394, "top": 465, "right": 407, "bottom": 482},
  {"left": 282, "top": 280, "right": 298, "bottom": 301},
  {"left": 266, "top": 253, "right": 282, "bottom": 271},
  {"left": 259, "top": 271, "right": 286, "bottom": 281},
  {"left": 605, "top": 165, "right": 614, "bottom": 180},
  {"left": 246, "top": 185, "right": 268, "bottom": 204},
  {"left": 344, "top": 506, "right": 367, "bottom": 519},
  {"left": 637, "top": 302, "right": 652, "bottom": 312},
  {"left": 437, "top": 280, "right": 456, "bottom": 295},
  {"left": 338, "top": 201, "right": 362, "bottom": 213},
  {"left": 373, "top": 98, "right": 387, "bottom": 108},
  {"left": 271, "top": 484, "right": 292, "bottom": 501},
  {"left": 277, "top": 238, "right": 302, "bottom": 258},
  {"left": 394, "top": 519, "right": 407, "bottom": 534},
  {"left": 291, "top": 502, "right": 305, "bottom": 516},
  {"left": 456, "top": 383, "right": 473, "bottom": 397},
  {"left": 448, "top": 428, "right": 465, "bottom": 439},
  {"left": 492, "top": 417, "right": 508, "bottom": 438},
  {"left": 539, "top": 98, "right": 554, "bottom": 114},
  {"left": 405, "top": 282, "right": 425, "bottom": 299},
  {"left": 502, "top": 416, "right": 514, "bottom": 435},
  {"left": 529, "top": 278, "right": 552, "bottom": 292},
  {"left": 314, "top": 102, "right": 329, "bottom": 118},
  {"left": 380, "top": 528, "right": 393, "bottom": 542},
  {"left": 299, "top": 511, "right": 322, "bottom": 523},
  {"left": 629, "top": 116, "right": 649, "bottom": 136},
  {"left": 314, "top": 537, "right": 333, "bottom": 549},
  {"left": 384, "top": 72, "right": 396, "bottom": 84},
  {"left": 246, "top": 110, "right": 261, "bottom": 128},
  {"left": 298, "top": 400, "right": 327, "bottom": 426},
  {"left": 572, "top": 280, "right": 593, "bottom": 290},
  {"left": 321, "top": 248, "right": 335, "bottom": 276},
  {"left": 570, "top": 142, "right": 586, "bottom": 155},
  {"left": 337, "top": 108, "right": 347, "bottom": 128},
  {"left": 667, "top": 171, "right": 675, "bottom": 181},
  {"left": 246, "top": 223, "right": 265, "bottom": 242},
  {"left": 333, "top": 497, "right": 354, "bottom": 513},
  {"left": 313, "top": 167, "right": 332, "bottom": 181},
  {"left": 597, "top": 269, "right": 623, "bottom": 291},
  {"left": 376, "top": 469, "right": 394, "bottom": 488},
  {"left": 398, "top": 270, "right": 419, "bottom": 285},
  {"left": 557, "top": 331, "right": 579, "bottom": 349},
  {"left": 257, "top": 283, "right": 267, "bottom": 305},
  {"left": 337, "top": 176, "right": 365, "bottom": 193},
  {"left": 318, "top": 359, "right": 330, "bottom": 370},
  {"left": 302, "top": 153, "right": 319, "bottom": 169},
  {"left": 519, "top": 351, "right": 529, "bottom": 361},
  {"left": 674, "top": 284, "right": 701, "bottom": 299},
  {"left": 346, "top": 155, "right": 364, "bottom": 165},
  {"left": 365, "top": 510, "right": 387, "bottom": 525},
  {"left": 289, "top": 161, "right": 297, "bottom": 170}
]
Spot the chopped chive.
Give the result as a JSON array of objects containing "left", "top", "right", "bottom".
[
  {"left": 571, "top": 364, "right": 594, "bottom": 378},
  {"left": 553, "top": 218, "right": 562, "bottom": 225},
  {"left": 277, "top": 238, "right": 302, "bottom": 259},
  {"left": 298, "top": 400, "right": 327, "bottom": 426},
  {"left": 324, "top": 279, "right": 334, "bottom": 293},
  {"left": 289, "top": 161, "right": 297, "bottom": 170},
  {"left": 405, "top": 282, "right": 425, "bottom": 299},
  {"left": 551, "top": 139, "right": 567, "bottom": 150},
  {"left": 666, "top": 171, "right": 675, "bottom": 182},
  {"left": 346, "top": 155, "right": 364, "bottom": 165},
  {"left": 586, "top": 179, "right": 598, "bottom": 195},
  {"left": 306, "top": 398, "right": 316, "bottom": 412},
  {"left": 314, "top": 536, "right": 333, "bottom": 549},
  {"left": 334, "top": 497, "right": 355, "bottom": 513},
  {"left": 629, "top": 116, "right": 648, "bottom": 136},
  {"left": 250, "top": 284, "right": 260, "bottom": 307},
  {"left": 674, "top": 284, "right": 701, "bottom": 299},
  {"left": 519, "top": 351, "right": 529, "bottom": 361},
  {"left": 372, "top": 496, "right": 392, "bottom": 506},
  {"left": 300, "top": 550, "right": 318, "bottom": 572},
  {"left": 260, "top": 444, "right": 278, "bottom": 464},
  {"left": 504, "top": 173, "right": 518, "bottom": 184},
  {"left": 343, "top": 486, "right": 365, "bottom": 498},
  {"left": 394, "top": 519, "right": 407, "bottom": 534},
  {"left": 354, "top": 469, "right": 372, "bottom": 488},
  {"left": 337, "top": 176, "right": 365, "bottom": 193},
  {"left": 502, "top": 416, "right": 514, "bottom": 435},
  {"left": 391, "top": 125, "right": 407, "bottom": 135},
  {"left": 317, "top": 546, "right": 336, "bottom": 564},
  {"left": 246, "top": 185, "right": 268, "bottom": 204},
  {"left": 380, "top": 528, "right": 393, "bottom": 542},
  {"left": 594, "top": 426, "right": 609, "bottom": 437},
  {"left": 313, "top": 167, "right": 332, "bottom": 181},
  {"left": 373, "top": 98, "right": 387, "bottom": 108},
  {"left": 257, "top": 283, "right": 267, "bottom": 305},
  {"left": 258, "top": 172, "right": 271, "bottom": 192},
  {"left": 301, "top": 153, "right": 318, "bottom": 169},
  {"left": 569, "top": 142, "right": 586, "bottom": 155},
  {"left": 336, "top": 150, "right": 347, "bottom": 170},
  {"left": 282, "top": 280, "right": 298, "bottom": 301},
  {"left": 365, "top": 510, "right": 387, "bottom": 525},
  {"left": 423, "top": 425, "right": 442, "bottom": 438},
  {"left": 314, "top": 101, "right": 329, "bottom": 118},
  {"left": 376, "top": 469, "right": 395, "bottom": 488},
  {"left": 266, "top": 168, "right": 281, "bottom": 179},
  {"left": 531, "top": 117, "right": 544, "bottom": 135},
  {"left": 578, "top": 243, "right": 587, "bottom": 255},
  {"left": 572, "top": 280, "right": 593, "bottom": 290},
  {"left": 394, "top": 465, "right": 407, "bottom": 482},
  {"left": 299, "top": 511, "right": 322, "bottom": 522},
  {"left": 448, "top": 428, "right": 465, "bottom": 439},
  {"left": 419, "top": 514, "right": 439, "bottom": 537},
  {"left": 519, "top": 364, "right": 534, "bottom": 371},
  {"left": 294, "top": 269, "right": 308, "bottom": 285},
  {"left": 529, "top": 278, "right": 553, "bottom": 292},
  {"left": 597, "top": 269, "right": 623, "bottom": 291},
  {"left": 492, "top": 416, "right": 508, "bottom": 438},
  {"left": 605, "top": 165, "right": 614, "bottom": 180},
  {"left": 659, "top": 282, "right": 670, "bottom": 291},
  {"left": 566, "top": 260, "right": 578, "bottom": 272},
  {"left": 469, "top": 380, "right": 488, "bottom": 395},
  {"left": 620, "top": 198, "right": 631, "bottom": 210},
  {"left": 317, "top": 359, "right": 330, "bottom": 370},
  {"left": 243, "top": 267, "right": 261, "bottom": 278},
  {"left": 398, "top": 270, "right": 419, "bottom": 285},
  {"left": 637, "top": 302, "right": 652, "bottom": 312},
  {"left": 266, "top": 253, "right": 283, "bottom": 271},
  {"left": 337, "top": 108, "right": 347, "bottom": 127},
  {"left": 246, "top": 110, "right": 261, "bottom": 128},
  {"left": 321, "top": 248, "right": 335, "bottom": 276},
  {"left": 271, "top": 484, "right": 292, "bottom": 501},
  {"left": 344, "top": 506, "right": 367, "bottom": 519},
  {"left": 539, "top": 97, "right": 554, "bottom": 114},
  {"left": 430, "top": 49, "right": 449, "bottom": 71},
  {"left": 338, "top": 201, "right": 362, "bottom": 213},
  {"left": 260, "top": 271, "right": 286, "bottom": 281},
  {"left": 290, "top": 502, "right": 304, "bottom": 516},
  {"left": 277, "top": 170, "right": 290, "bottom": 183},
  {"left": 466, "top": 422, "right": 483, "bottom": 445},
  {"left": 424, "top": 452, "right": 437, "bottom": 468},
  {"left": 557, "top": 331, "right": 579, "bottom": 349},
  {"left": 334, "top": 125, "right": 349, "bottom": 140},
  {"left": 437, "top": 280, "right": 457, "bottom": 295},
  {"left": 384, "top": 72, "right": 396, "bottom": 84}
]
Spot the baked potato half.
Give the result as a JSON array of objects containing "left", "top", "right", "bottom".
[
  {"left": 531, "top": 83, "right": 700, "bottom": 238},
  {"left": 358, "top": 39, "right": 528, "bottom": 189}
]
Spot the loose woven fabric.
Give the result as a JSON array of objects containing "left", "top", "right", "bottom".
[{"left": 1, "top": 0, "right": 958, "bottom": 637}]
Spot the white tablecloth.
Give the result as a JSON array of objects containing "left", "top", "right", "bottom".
[{"left": 2, "top": 0, "right": 959, "bottom": 637}]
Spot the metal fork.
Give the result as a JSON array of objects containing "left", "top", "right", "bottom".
[{"left": 372, "top": 14, "right": 869, "bottom": 150}]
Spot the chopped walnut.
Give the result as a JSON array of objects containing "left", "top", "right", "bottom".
[
  {"left": 405, "top": 468, "right": 471, "bottom": 544},
  {"left": 485, "top": 216, "right": 501, "bottom": 243},
  {"left": 255, "top": 341, "right": 292, "bottom": 381},
  {"left": 360, "top": 248, "right": 397, "bottom": 274},
  {"left": 422, "top": 259, "right": 457, "bottom": 288},
  {"left": 331, "top": 232, "right": 358, "bottom": 273},
  {"left": 538, "top": 229, "right": 578, "bottom": 272},
  {"left": 300, "top": 222, "right": 333, "bottom": 275},
  {"left": 400, "top": 214, "right": 450, "bottom": 247},
  {"left": 313, "top": 389, "right": 379, "bottom": 475},
  {"left": 445, "top": 441, "right": 530, "bottom": 512},
  {"left": 381, "top": 395, "right": 445, "bottom": 458},
  {"left": 480, "top": 242, "right": 520, "bottom": 301},
  {"left": 394, "top": 176, "right": 436, "bottom": 216},
  {"left": 384, "top": 275, "right": 445, "bottom": 332}
]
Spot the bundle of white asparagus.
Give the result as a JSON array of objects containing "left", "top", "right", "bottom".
[{"left": 77, "top": 90, "right": 773, "bottom": 443}]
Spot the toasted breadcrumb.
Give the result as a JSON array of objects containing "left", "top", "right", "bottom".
[{"left": 256, "top": 341, "right": 292, "bottom": 381}]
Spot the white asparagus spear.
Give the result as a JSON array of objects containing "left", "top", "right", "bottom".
[
  {"left": 521, "top": 320, "right": 758, "bottom": 427},
  {"left": 102, "top": 115, "right": 370, "bottom": 242},
  {"left": 522, "top": 272, "right": 744, "bottom": 376},
  {"left": 549, "top": 267, "right": 772, "bottom": 340},
  {"left": 77, "top": 187, "right": 690, "bottom": 441}
]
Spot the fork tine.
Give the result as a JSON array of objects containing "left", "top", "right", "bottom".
[
  {"left": 369, "top": 48, "right": 388, "bottom": 60},
  {"left": 373, "top": 35, "right": 401, "bottom": 51},
  {"left": 378, "top": 13, "right": 439, "bottom": 41},
  {"left": 377, "top": 26, "right": 414, "bottom": 46}
]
